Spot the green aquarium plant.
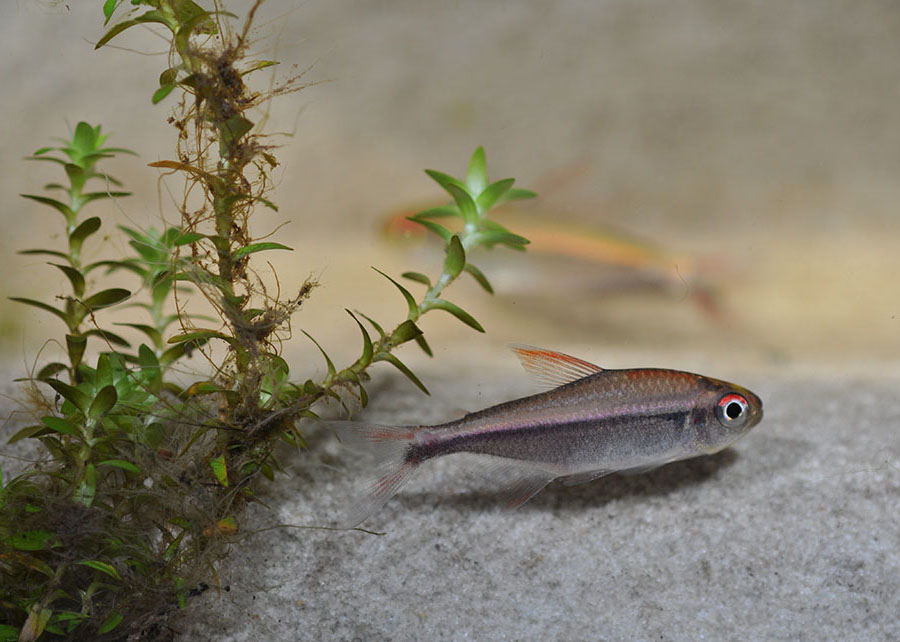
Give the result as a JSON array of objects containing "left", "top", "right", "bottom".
[{"left": 0, "top": 1, "right": 534, "bottom": 640}]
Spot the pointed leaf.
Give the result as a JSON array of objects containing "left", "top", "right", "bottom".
[
  {"left": 301, "top": 331, "right": 336, "bottom": 378},
  {"left": 9, "top": 297, "right": 68, "bottom": 324},
  {"left": 21, "top": 194, "right": 75, "bottom": 223},
  {"left": 407, "top": 217, "right": 452, "bottom": 242},
  {"left": 414, "top": 334, "right": 433, "bottom": 357},
  {"left": 88, "top": 385, "right": 118, "bottom": 420},
  {"left": 222, "top": 115, "right": 254, "bottom": 144},
  {"left": 45, "top": 379, "right": 90, "bottom": 413},
  {"left": 52, "top": 265, "right": 86, "bottom": 298},
  {"left": 77, "top": 559, "right": 121, "bottom": 580},
  {"left": 346, "top": 310, "right": 373, "bottom": 365},
  {"left": 374, "top": 353, "right": 429, "bottom": 395},
  {"left": 69, "top": 217, "right": 103, "bottom": 257},
  {"left": 476, "top": 178, "right": 515, "bottom": 212},
  {"left": 466, "top": 146, "right": 488, "bottom": 195},
  {"left": 423, "top": 299, "right": 485, "bottom": 332},
  {"left": 103, "top": 0, "right": 118, "bottom": 23},
  {"left": 40, "top": 416, "right": 81, "bottom": 438},
  {"left": 98, "top": 459, "right": 141, "bottom": 474},
  {"left": 83, "top": 288, "right": 130, "bottom": 310},
  {"left": 373, "top": 268, "right": 419, "bottom": 321},
  {"left": 65, "top": 334, "right": 87, "bottom": 368},
  {"left": 464, "top": 263, "right": 494, "bottom": 294},
  {"left": 390, "top": 319, "right": 423, "bottom": 346},
  {"left": 18, "top": 248, "right": 69, "bottom": 259},
  {"left": 115, "top": 323, "right": 162, "bottom": 347},
  {"left": 356, "top": 311, "right": 386, "bottom": 339},
  {"left": 210, "top": 454, "right": 228, "bottom": 487},
  {"left": 36, "top": 362, "right": 68, "bottom": 380},
  {"left": 233, "top": 242, "right": 293, "bottom": 260},
  {"left": 470, "top": 230, "right": 530, "bottom": 250},
  {"left": 411, "top": 205, "right": 459, "bottom": 219},
  {"left": 497, "top": 188, "right": 537, "bottom": 205},
  {"left": 83, "top": 328, "right": 130, "bottom": 347},
  {"left": 152, "top": 83, "right": 176, "bottom": 104},
  {"left": 168, "top": 329, "right": 230, "bottom": 344},
  {"left": 425, "top": 170, "right": 478, "bottom": 226},
  {"left": 401, "top": 271, "right": 431, "bottom": 289},
  {"left": 98, "top": 612, "right": 124, "bottom": 635},
  {"left": 8, "top": 425, "right": 50, "bottom": 444},
  {"left": 444, "top": 234, "right": 465, "bottom": 281}
]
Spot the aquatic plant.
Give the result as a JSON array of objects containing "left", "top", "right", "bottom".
[{"left": 0, "top": 1, "right": 534, "bottom": 640}]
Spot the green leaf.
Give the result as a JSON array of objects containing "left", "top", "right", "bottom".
[
  {"left": 77, "top": 559, "right": 121, "bottom": 580},
  {"left": 74, "top": 463, "right": 96, "bottom": 506},
  {"left": 168, "top": 329, "right": 230, "bottom": 344},
  {"left": 423, "top": 299, "right": 485, "bottom": 332},
  {"left": 40, "top": 416, "right": 81, "bottom": 439},
  {"left": 9, "top": 297, "right": 68, "bottom": 324},
  {"left": 210, "top": 454, "right": 228, "bottom": 487},
  {"left": 88, "top": 385, "right": 118, "bottom": 420},
  {"left": 241, "top": 60, "right": 279, "bottom": 76},
  {"left": 373, "top": 268, "right": 419, "bottom": 321},
  {"left": 10, "top": 530, "right": 56, "bottom": 551},
  {"left": 98, "top": 459, "right": 141, "bottom": 474},
  {"left": 102, "top": 0, "right": 118, "bottom": 23},
  {"left": 18, "top": 248, "right": 69, "bottom": 259},
  {"left": 466, "top": 146, "right": 488, "bottom": 195},
  {"left": 69, "top": 216, "right": 103, "bottom": 257},
  {"left": 36, "top": 362, "right": 68, "bottom": 379},
  {"left": 222, "top": 115, "right": 254, "bottom": 144},
  {"left": 476, "top": 178, "right": 515, "bottom": 212},
  {"left": 21, "top": 194, "right": 75, "bottom": 223},
  {"left": 79, "top": 191, "right": 131, "bottom": 206},
  {"left": 83, "top": 287, "right": 130, "bottom": 310},
  {"left": 0, "top": 625, "right": 18, "bottom": 642},
  {"left": 425, "top": 170, "right": 478, "bottom": 226},
  {"left": 72, "top": 122, "right": 97, "bottom": 158},
  {"left": 174, "top": 231, "right": 205, "bottom": 246},
  {"left": 98, "top": 612, "right": 124, "bottom": 634},
  {"left": 152, "top": 83, "right": 176, "bottom": 104},
  {"left": 83, "top": 328, "right": 130, "bottom": 348},
  {"left": 356, "top": 311, "right": 386, "bottom": 339},
  {"left": 45, "top": 379, "right": 90, "bottom": 413},
  {"left": 414, "top": 334, "right": 433, "bottom": 357},
  {"left": 66, "top": 334, "right": 87, "bottom": 368},
  {"left": 401, "top": 272, "right": 431, "bottom": 287},
  {"left": 52, "top": 264, "right": 86, "bottom": 298},
  {"left": 8, "top": 425, "right": 50, "bottom": 444},
  {"left": 464, "top": 263, "right": 494, "bottom": 294},
  {"left": 390, "top": 319, "right": 423, "bottom": 346},
  {"left": 470, "top": 230, "right": 530, "bottom": 250},
  {"left": 301, "top": 331, "right": 336, "bottom": 378},
  {"left": 444, "top": 234, "right": 466, "bottom": 281},
  {"left": 497, "top": 187, "right": 537, "bottom": 205},
  {"left": 115, "top": 322, "right": 162, "bottom": 347},
  {"left": 407, "top": 217, "right": 452, "bottom": 242},
  {"left": 374, "top": 353, "right": 429, "bottom": 395},
  {"left": 233, "top": 242, "right": 293, "bottom": 260},
  {"left": 411, "top": 205, "right": 459, "bottom": 219},
  {"left": 346, "top": 310, "right": 373, "bottom": 365}
]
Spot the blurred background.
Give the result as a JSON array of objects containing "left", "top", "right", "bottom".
[{"left": 2, "top": 0, "right": 899, "bottom": 382}]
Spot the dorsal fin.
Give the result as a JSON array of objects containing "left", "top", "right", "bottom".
[{"left": 509, "top": 344, "right": 603, "bottom": 388}]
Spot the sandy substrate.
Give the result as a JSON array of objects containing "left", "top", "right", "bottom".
[{"left": 164, "top": 366, "right": 900, "bottom": 642}]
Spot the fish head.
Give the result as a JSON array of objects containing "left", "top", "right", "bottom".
[{"left": 693, "top": 378, "right": 763, "bottom": 454}]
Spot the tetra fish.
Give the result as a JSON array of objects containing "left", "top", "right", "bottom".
[{"left": 338, "top": 345, "right": 763, "bottom": 526}]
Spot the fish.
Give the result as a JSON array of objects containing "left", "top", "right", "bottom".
[{"left": 337, "top": 345, "right": 763, "bottom": 527}]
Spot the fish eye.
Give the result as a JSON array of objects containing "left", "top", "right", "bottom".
[{"left": 716, "top": 393, "right": 749, "bottom": 427}]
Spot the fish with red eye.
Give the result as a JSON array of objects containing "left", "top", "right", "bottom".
[{"left": 336, "top": 345, "right": 763, "bottom": 527}]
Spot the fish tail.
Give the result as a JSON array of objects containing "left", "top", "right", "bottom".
[{"left": 334, "top": 421, "right": 419, "bottom": 528}]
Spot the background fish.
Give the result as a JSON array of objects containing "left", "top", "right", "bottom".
[{"left": 338, "top": 346, "right": 763, "bottom": 527}]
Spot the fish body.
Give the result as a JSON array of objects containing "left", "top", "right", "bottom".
[{"left": 339, "top": 346, "right": 763, "bottom": 527}]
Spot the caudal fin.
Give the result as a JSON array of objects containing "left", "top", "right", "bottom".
[{"left": 334, "top": 422, "right": 419, "bottom": 528}]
